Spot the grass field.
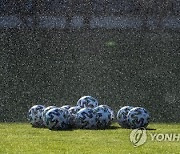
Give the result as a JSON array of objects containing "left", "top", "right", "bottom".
[
  {"left": 0, "top": 123, "right": 179, "bottom": 154},
  {"left": 0, "top": 29, "right": 180, "bottom": 153}
]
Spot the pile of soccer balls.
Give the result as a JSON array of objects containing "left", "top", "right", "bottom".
[
  {"left": 28, "top": 96, "right": 114, "bottom": 130},
  {"left": 117, "top": 106, "right": 150, "bottom": 129},
  {"left": 28, "top": 96, "right": 150, "bottom": 130}
]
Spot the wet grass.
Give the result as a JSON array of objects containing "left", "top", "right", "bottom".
[{"left": 0, "top": 122, "right": 179, "bottom": 153}]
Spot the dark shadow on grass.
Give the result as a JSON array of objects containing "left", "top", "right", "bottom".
[
  {"left": 31, "top": 125, "right": 74, "bottom": 131},
  {"left": 75, "top": 125, "right": 121, "bottom": 130},
  {"left": 49, "top": 128, "right": 74, "bottom": 131},
  {"left": 126, "top": 127, "right": 156, "bottom": 131},
  {"left": 101, "top": 125, "right": 121, "bottom": 130},
  {"left": 32, "top": 125, "right": 47, "bottom": 129},
  {"left": 31, "top": 124, "right": 156, "bottom": 131}
]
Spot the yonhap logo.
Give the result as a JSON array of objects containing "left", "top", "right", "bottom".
[
  {"left": 130, "top": 128, "right": 147, "bottom": 147},
  {"left": 130, "top": 128, "right": 180, "bottom": 147}
]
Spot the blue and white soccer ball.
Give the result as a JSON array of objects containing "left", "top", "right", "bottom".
[
  {"left": 45, "top": 108, "right": 70, "bottom": 130},
  {"left": 68, "top": 106, "right": 82, "bottom": 115},
  {"left": 117, "top": 106, "right": 134, "bottom": 128},
  {"left": 42, "top": 106, "right": 57, "bottom": 126},
  {"left": 76, "top": 108, "right": 97, "bottom": 129},
  {"left": 68, "top": 106, "right": 82, "bottom": 127},
  {"left": 94, "top": 105, "right": 113, "bottom": 129},
  {"left": 28, "top": 105, "right": 45, "bottom": 127},
  {"left": 127, "top": 107, "right": 150, "bottom": 129},
  {"left": 77, "top": 96, "right": 98, "bottom": 108},
  {"left": 99, "top": 105, "right": 114, "bottom": 121}
]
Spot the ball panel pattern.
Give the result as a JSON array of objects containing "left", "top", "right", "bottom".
[
  {"left": 117, "top": 106, "right": 134, "bottom": 128},
  {"left": 77, "top": 96, "right": 98, "bottom": 108},
  {"left": 45, "top": 108, "right": 70, "bottom": 130},
  {"left": 98, "top": 105, "right": 114, "bottom": 121},
  {"left": 94, "top": 105, "right": 112, "bottom": 129},
  {"left": 76, "top": 108, "right": 97, "bottom": 129},
  {"left": 68, "top": 106, "right": 82, "bottom": 127},
  {"left": 42, "top": 106, "right": 57, "bottom": 126},
  {"left": 127, "top": 107, "right": 150, "bottom": 129},
  {"left": 61, "top": 105, "right": 71, "bottom": 110},
  {"left": 28, "top": 105, "right": 45, "bottom": 127}
]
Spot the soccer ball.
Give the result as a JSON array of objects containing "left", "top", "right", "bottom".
[
  {"left": 42, "top": 106, "right": 57, "bottom": 126},
  {"left": 68, "top": 106, "right": 82, "bottom": 127},
  {"left": 45, "top": 108, "right": 70, "bottom": 130},
  {"left": 99, "top": 105, "right": 114, "bottom": 121},
  {"left": 68, "top": 106, "right": 82, "bottom": 115},
  {"left": 61, "top": 105, "right": 71, "bottom": 110},
  {"left": 117, "top": 106, "right": 134, "bottom": 128},
  {"left": 94, "top": 105, "right": 112, "bottom": 129},
  {"left": 28, "top": 105, "right": 45, "bottom": 127},
  {"left": 127, "top": 107, "right": 150, "bottom": 129},
  {"left": 76, "top": 108, "right": 97, "bottom": 129},
  {"left": 77, "top": 96, "right": 98, "bottom": 108}
]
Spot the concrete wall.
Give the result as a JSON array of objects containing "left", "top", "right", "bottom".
[{"left": 0, "top": 15, "right": 179, "bottom": 29}]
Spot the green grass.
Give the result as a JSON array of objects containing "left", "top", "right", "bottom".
[{"left": 0, "top": 123, "right": 179, "bottom": 154}]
